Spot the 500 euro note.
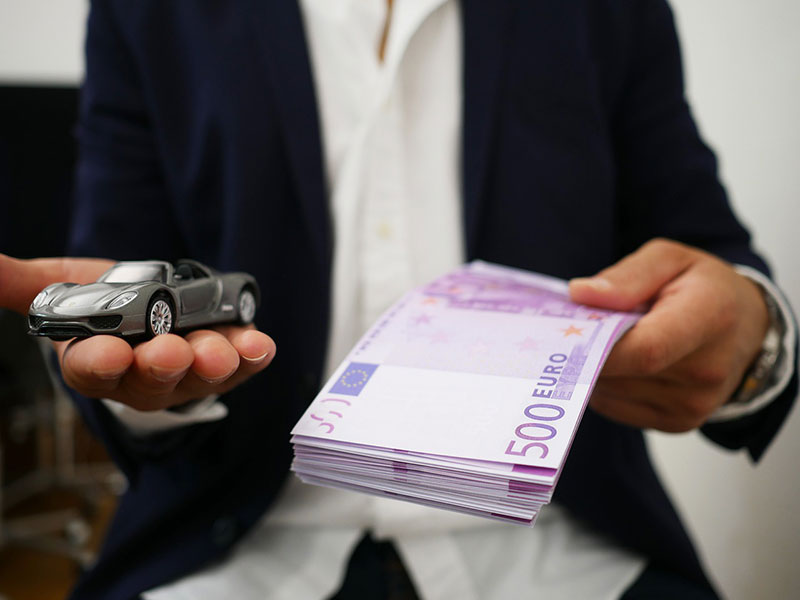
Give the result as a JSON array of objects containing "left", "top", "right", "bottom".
[{"left": 291, "top": 261, "right": 640, "bottom": 524}]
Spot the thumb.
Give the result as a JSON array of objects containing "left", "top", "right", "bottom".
[
  {"left": 0, "top": 254, "right": 114, "bottom": 315},
  {"left": 568, "top": 239, "right": 699, "bottom": 311}
]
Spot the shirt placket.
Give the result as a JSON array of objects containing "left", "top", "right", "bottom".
[
  {"left": 359, "top": 88, "right": 412, "bottom": 332},
  {"left": 357, "top": 0, "right": 448, "bottom": 333}
]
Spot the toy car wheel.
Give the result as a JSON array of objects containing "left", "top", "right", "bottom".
[
  {"left": 237, "top": 288, "right": 256, "bottom": 325},
  {"left": 147, "top": 295, "right": 174, "bottom": 337}
]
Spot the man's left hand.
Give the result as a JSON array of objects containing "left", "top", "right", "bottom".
[{"left": 569, "top": 238, "right": 769, "bottom": 432}]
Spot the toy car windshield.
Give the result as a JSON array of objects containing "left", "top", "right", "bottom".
[{"left": 99, "top": 263, "right": 167, "bottom": 284}]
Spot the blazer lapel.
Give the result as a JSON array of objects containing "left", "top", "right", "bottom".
[
  {"left": 244, "top": 0, "right": 331, "bottom": 274},
  {"left": 461, "top": 0, "right": 514, "bottom": 258}
]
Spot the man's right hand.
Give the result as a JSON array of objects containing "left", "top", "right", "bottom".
[{"left": 0, "top": 254, "right": 276, "bottom": 411}]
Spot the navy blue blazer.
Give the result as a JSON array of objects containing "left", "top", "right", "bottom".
[{"left": 68, "top": 1, "right": 797, "bottom": 598}]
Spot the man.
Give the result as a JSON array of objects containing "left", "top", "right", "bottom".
[{"left": 0, "top": 0, "right": 795, "bottom": 598}]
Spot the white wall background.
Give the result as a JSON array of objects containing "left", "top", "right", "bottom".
[
  {"left": 0, "top": 0, "right": 86, "bottom": 85},
  {"left": 1, "top": 1, "right": 798, "bottom": 597},
  {"left": 650, "top": 2, "right": 800, "bottom": 598}
]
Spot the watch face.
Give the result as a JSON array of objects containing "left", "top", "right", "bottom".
[{"left": 735, "top": 299, "right": 784, "bottom": 405}]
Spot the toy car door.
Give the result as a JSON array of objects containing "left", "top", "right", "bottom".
[{"left": 175, "top": 263, "right": 218, "bottom": 316}]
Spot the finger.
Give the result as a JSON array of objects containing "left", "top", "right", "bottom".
[
  {"left": 115, "top": 334, "right": 195, "bottom": 409},
  {"left": 601, "top": 297, "right": 712, "bottom": 378},
  {"left": 188, "top": 326, "right": 276, "bottom": 394},
  {"left": 590, "top": 378, "right": 674, "bottom": 429},
  {"left": 590, "top": 378, "right": 715, "bottom": 432},
  {"left": 165, "top": 330, "right": 243, "bottom": 400},
  {"left": 600, "top": 267, "right": 727, "bottom": 377},
  {"left": 569, "top": 238, "right": 698, "bottom": 311},
  {"left": 185, "top": 329, "right": 244, "bottom": 381},
  {"left": 59, "top": 335, "right": 135, "bottom": 396},
  {"left": 213, "top": 324, "right": 276, "bottom": 367},
  {"left": 589, "top": 392, "right": 683, "bottom": 431},
  {"left": 0, "top": 254, "right": 114, "bottom": 314},
  {"left": 173, "top": 327, "right": 275, "bottom": 399}
]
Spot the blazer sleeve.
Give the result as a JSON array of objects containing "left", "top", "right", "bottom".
[
  {"left": 70, "top": 1, "right": 185, "bottom": 262},
  {"left": 611, "top": 0, "right": 797, "bottom": 461}
]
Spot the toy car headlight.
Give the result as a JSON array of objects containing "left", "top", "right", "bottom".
[
  {"left": 32, "top": 290, "right": 49, "bottom": 309},
  {"left": 107, "top": 291, "right": 138, "bottom": 310}
]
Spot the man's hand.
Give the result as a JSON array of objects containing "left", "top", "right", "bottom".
[
  {"left": 569, "top": 239, "right": 769, "bottom": 432},
  {"left": 0, "top": 254, "right": 275, "bottom": 412}
]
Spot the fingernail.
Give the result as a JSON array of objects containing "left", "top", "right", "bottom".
[
  {"left": 195, "top": 365, "right": 239, "bottom": 385},
  {"left": 197, "top": 367, "right": 237, "bottom": 384},
  {"left": 92, "top": 367, "right": 129, "bottom": 380},
  {"left": 150, "top": 365, "right": 189, "bottom": 383},
  {"left": 242, "top": 351, "right": 270, "bottom": 364},
  {"left": 572, "top": 277, "right": 612, "bottom": 291}
]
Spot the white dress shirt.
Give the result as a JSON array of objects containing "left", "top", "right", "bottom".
[
  {"left": 121, "top": 1, "right": 795, "bottom": 598},
  {"left": 145, "top": 2, "right": 646, "bottom": 598}
]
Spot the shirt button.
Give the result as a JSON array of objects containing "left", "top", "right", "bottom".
[
  {"left": 377, "top": 222, "right": 393, "bottom": 240},
  {"left": 211, "top": 516, "right": 238, "bottom": 547}
]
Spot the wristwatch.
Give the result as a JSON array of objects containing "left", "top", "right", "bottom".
[{"left": 731, "top": 288, "right": 785, "bottom": 405}]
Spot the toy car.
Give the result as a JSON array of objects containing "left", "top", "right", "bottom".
[{"left": 28, "top": 259, "right": 260, "bottom": 341}]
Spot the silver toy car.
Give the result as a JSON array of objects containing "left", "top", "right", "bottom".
[{"left": 28, "top": 259, "right": 259, "bottom": 341}]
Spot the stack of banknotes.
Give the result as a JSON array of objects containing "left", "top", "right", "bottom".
[{"left": 291, "top": 261, "right": 640, "bottom": 526}]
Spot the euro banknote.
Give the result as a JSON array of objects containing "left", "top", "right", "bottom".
[{"left": 291, "top": 261, "right": 640, "bottom": 524}]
